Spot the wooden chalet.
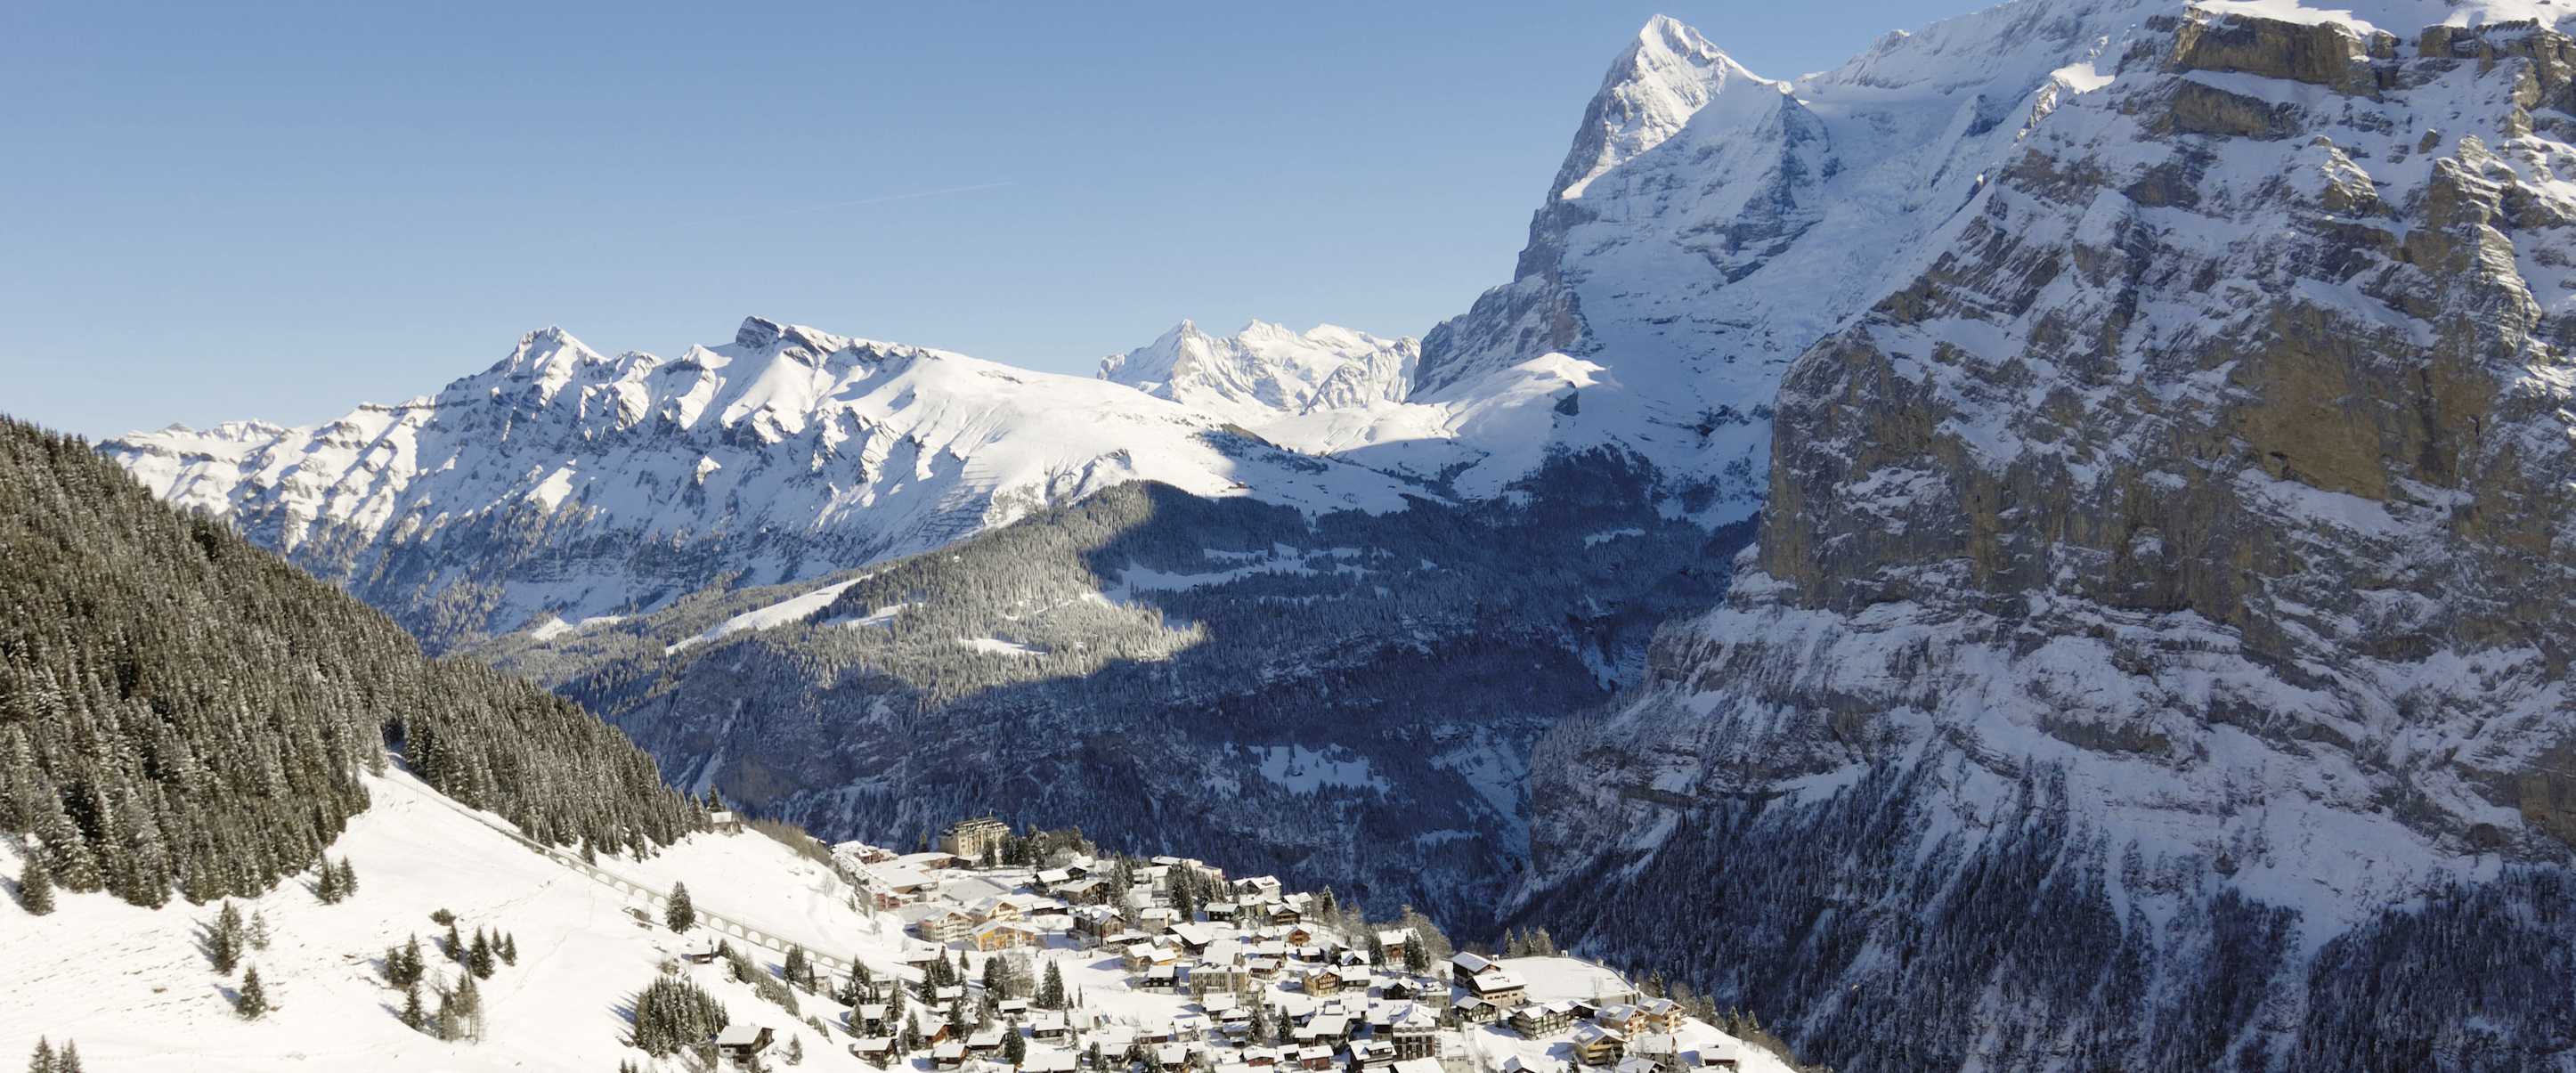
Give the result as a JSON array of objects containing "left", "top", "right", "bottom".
[
  {"left": 1571, "top": 1023, "right": 1625, "bottom": 1067},
  {"left": 850, "top": 1036, "right": 898, "bottom": 1068},
  {"left": 711, "top": 1024, "right": 775, "bottom": 1069}
]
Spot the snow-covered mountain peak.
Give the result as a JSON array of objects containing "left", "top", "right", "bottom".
[
  {"left": 490, "top": 325, "right": 607, "bottom": 374},
  {"left": 1415, "top": 3, "right": 2204, "bottom": 523},
  {"left": 1554, "top": 15, "right": 1783, "bottom": 200},
  {"left": 1096, "top": 317, "right": 1418, "bottom": 423},
  {"left": 730, "top": 314, "right": 860, "bottom": 359}
]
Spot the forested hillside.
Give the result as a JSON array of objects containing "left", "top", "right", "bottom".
[{"left": 0, "top": 416, "right": 701, "bottom": 908}]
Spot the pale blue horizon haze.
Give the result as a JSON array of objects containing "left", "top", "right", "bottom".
[{"left": 3, "top": 1, "right": 1989, "bottom": 439}]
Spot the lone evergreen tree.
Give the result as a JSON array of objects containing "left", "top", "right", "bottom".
[
  {"left": 36, "top": 807, "right": 101, "bottom": 895},
  {"left": 439, "top": 971, "right": 484, "bottom": 1042},
  {"left": 665, "top": 882, "right": 696, "bottom": 932},
  {"left": 1039, "top": 962, "right": 1068, "bottom": 1010},
  {"left": 400, "top": 981, "right": 427, "bottom": 1030},
  {"left": 1004, "top": 1027, "right": 1028, "bottom": 1065},
  {"left": 18, "top": 853, "right": 53, "bottom": 916},
  {"left": 314, "top": 858, "right": 345, "bottom": 904},
  {"left": 334, "top": 857, "right": 359, "bottom": 898},
  {"left": 435, "top": 986, "right": 465, "bottom": 1042},
  {"left": 443, "top": 921, "right": 464, "bottom": 961},
  {"left": 234, "top": 964, "right": 269, "bottom": 1020},
  {"left": 53, "top": 1043, "right": 77, "bottom": 1073},
  {"left": 250, "top": 910, "right": 272, "bottom": 949},
  {"left": 500, "top": 932, "right": 518, "bottom": 965},
  {"left": 468, "top": 930, "right": 497, "bottom": 979},
  {"left": 26, "top": 1037, "right": 52, "bottom": 1073},
  {"left": 388, "top": 934, "right": 425, "bottom": 988},
  {"left": 209, "top": 900, "right": 246, "bottom": 973}
]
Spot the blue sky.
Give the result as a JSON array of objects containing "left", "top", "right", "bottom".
[{"left": 3, "top": 1, "right": 1987, "bottom": 438}]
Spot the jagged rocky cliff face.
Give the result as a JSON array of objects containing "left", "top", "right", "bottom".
[{"left": 1528, "top": 2, "right": 2576, "bottom": 1070}]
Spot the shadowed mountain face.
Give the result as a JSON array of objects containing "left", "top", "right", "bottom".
[{"left": 476, "top": 455, "right": 1744, "bottom": 931}]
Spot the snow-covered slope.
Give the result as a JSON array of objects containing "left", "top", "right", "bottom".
[
  {"left": 0, "top": 767, "right": 888, "bottom": 1072},
  {"left": 1525, "top": 2, "right": 2576, "bottom": 1070},
  {"left": 1097, "top": 321, "right": 1418, "bottom": 425},
  {"left": 106, "top": 317, "right": 1422, "bottom": 649}
]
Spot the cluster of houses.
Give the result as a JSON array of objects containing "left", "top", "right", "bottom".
[{"left": 707, "top": 819, "right": 1759, "bottom": 1073}]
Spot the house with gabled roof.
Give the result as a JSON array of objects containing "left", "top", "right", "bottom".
[
  {"left": 972, "top": 920, "right": 1041, "bottom": 951},
  {"left": 1570, "top": 1023, "right": 1624, "bottom": 1067},
  {"left": 850, "top": 1036, "right": 897, "bottom": 1068},
  {"left": 1510, "top": 1001, "right": 1576, "bottom": 1037},
  {"left": 712, "top": 1024, "right": 774, "bottom": 1069},
  {"left": 1449, "top": 952, "right": 1496, "bottom": 988}
]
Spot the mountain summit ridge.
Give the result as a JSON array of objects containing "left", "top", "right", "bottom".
[{"left": 105, "top": 314, "right": 1427, "bottom": 649}]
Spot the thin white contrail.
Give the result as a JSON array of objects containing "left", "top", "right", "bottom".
[{"left": 674, "top": 182, "right": 1015, "bottom": 226}]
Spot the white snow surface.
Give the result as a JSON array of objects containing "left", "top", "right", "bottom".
[{"left": 0, "top": 768, "right": 888, "bottom": 1072}]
